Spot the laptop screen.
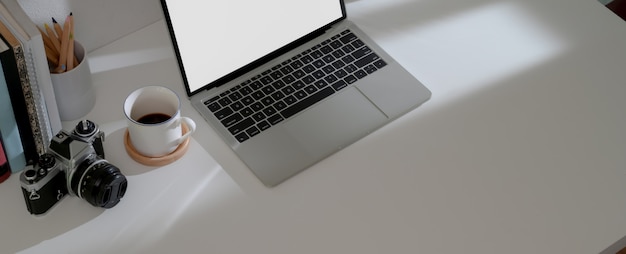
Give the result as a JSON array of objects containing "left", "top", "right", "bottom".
[{"left": 161, "top": 0, "right": 345, "bottom": 96}]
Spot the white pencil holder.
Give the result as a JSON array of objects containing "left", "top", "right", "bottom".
[{"left": 50, "top": 41, "right": 95, "bottom": 121}]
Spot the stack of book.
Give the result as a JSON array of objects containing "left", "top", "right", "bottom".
[{"left": 0, "top": 0, "right": 63, "bottom": 173}]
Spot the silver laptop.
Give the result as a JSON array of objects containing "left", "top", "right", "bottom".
[{"left": 160, "top": 0, "right": 431, "bottom": 186}]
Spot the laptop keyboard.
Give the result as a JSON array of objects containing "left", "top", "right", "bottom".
[{"left": 203, "top": 29, "right": 388, "bottom": 143}]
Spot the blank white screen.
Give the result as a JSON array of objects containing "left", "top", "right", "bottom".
[{"left": 164, "top": 0, "right": 343, "bottom": 93}]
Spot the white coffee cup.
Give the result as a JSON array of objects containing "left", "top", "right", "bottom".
[{"left": 123, "top": 86, "right": 196, "bottom": 157}]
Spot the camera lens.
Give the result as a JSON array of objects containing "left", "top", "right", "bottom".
[{"left": 71, "top": 157, "right": 127, "bottom": 208}]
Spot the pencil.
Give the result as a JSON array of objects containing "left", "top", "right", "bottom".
[
  {"left": 44, "top": 43, "right": 59, "bottom": 67},
  {"left": 37, "top": 26, "right": 57, "bottom": 55},
  {"left": 67, "top": 33, "right": 74, "bottom": 71},
  {"left": 44, "top": 23, "right": 61, "bottom": 54},
  {"left": 52, "top": 17, "right": 63, "bottom": 39},
  {"left": 69, "top": 12, "right": 78, "bottom": 67},
  {"left": 58, "top": 15, "right": 71, "bottom": 72}
]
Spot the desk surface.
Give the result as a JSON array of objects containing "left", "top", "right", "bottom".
[{"left": 2, "top": 0, "right": 626, "bottom": 253}]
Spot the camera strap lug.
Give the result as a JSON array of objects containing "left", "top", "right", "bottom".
[
  {"left": 57, "top": 190, "right": 64, "bottom": 200},
  {"left": 29, "top": 190, "right": 40, "bottom": 200}
]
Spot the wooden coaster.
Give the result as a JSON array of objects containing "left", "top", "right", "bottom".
[{"left": 124, "top": 122, "right": 191, "bottom": 166}]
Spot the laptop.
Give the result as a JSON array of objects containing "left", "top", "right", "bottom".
[{"left": 159, "top": 0, "right": 431, "bottom": 186}]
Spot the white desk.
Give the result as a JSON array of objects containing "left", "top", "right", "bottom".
[{"left": 2, "top": 0, "right": 626, "bottom": 253}]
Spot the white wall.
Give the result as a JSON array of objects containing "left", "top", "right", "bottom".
[
  {"left": 18, "top": 0, "right": 615, "bottom": 53},
  {"left": 18, "top": 0, "right": 163, "bottom": 52}
]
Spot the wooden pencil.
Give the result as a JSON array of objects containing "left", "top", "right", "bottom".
[
  {"left": 69, "top": 12, "right": 78, "bottom": 67},
  {"left": 52, "top": 17, "right": 63, "bottom": 39},
  {"left": 67, "top": 33, "right": 74, "bottom": 71},
  {"left": 37, "top": 26, "right": 57, "bottom": 55},
  {"left": 44, "top": 23, "right": 61, "bottom": 53},
  {"left": 57, "top": 15, "right": 71, "bottom": 72},
  {"left": 44, "top": 43, "right": 59, "bottom": 66}
]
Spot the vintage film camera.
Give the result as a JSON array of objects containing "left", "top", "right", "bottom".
[{"left": 20, "top": 120, "right": 128, "bottom": 215}]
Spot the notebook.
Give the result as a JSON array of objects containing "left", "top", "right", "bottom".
[{"left": 160, "top": 0, "right": 431, "bottom": 186}]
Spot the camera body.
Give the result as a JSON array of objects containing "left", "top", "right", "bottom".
[
  {"left": 20, "top": 120, "right": 127, "bottom": 215},
  {"left": 20, "top": 154, "right": 67, "bottom": 215}
]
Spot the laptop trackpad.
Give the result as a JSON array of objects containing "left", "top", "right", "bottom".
[{"left": 285, "top": 88, "right": 387, "bottom": 157}]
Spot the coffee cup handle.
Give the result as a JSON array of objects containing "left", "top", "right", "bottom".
[{"left": 178, "top": 117, "right": 196, "bottom": 143}]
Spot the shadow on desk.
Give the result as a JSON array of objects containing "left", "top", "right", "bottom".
[
  {"left": 0, "top": 185, "right": 104, "bottom": 254},
  {"left": 331, "top": 3, "right": 626, "bottom": 253},
  {"left": 2, "top": 121, "right": 231, "bottom": 253},
  {"left": 607, "top": 0, "right": 626, "bottom": 20},
  {"left": 104, "top": 127, "right": 162, "bottom": 176}
]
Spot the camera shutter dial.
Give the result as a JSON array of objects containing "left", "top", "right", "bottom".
[
  {"left": 75, "top": 119, "right": 97, "bottom": 137},
  {"left": 38, "top": 153, "right": 56, "bottom": 169}
]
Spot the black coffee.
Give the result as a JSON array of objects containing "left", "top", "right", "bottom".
[{"left": 137, "top": 113, "right": 171, "bottom": 124}]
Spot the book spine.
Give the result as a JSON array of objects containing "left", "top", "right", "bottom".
[
  {"left": 22, "top": 42, "right": 52, "bottom": 149},
  {"left": 30, "top": 34, "right": 62, "bottom": 135},
  {"left": 0, "top": 133, "right": 11, "bottom": 183},
  {"left": 0, "top": 54, "right": 27, "bottom": 172},
  {"left": 0, "top": 45, "right": 38, "bottom": 164},
  {"left": 12, "top": 44, "right": 46, "bottom": 158}
]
